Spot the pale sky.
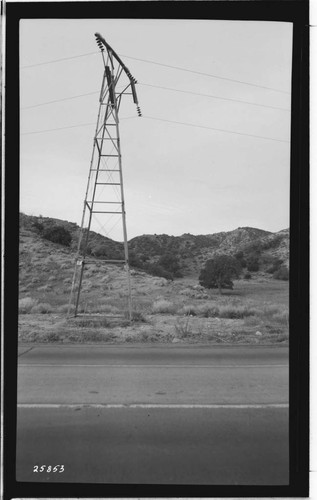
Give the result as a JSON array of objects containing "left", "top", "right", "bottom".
[{"left": 20, "top": 19, "right": 293, "bottom": 241}]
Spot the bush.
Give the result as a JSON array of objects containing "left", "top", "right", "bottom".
[
  {"left": 43, "top": 225, "right": 72, "bottom": 247},
  {"left": 19, "top": 297, "right": 38, "bottom": 314},
  {"left": 179, "top": 305, "right": 197, "bottom": 316},
  {"left": 128, "top": 251, "right": 144, "bottom": 269},
  {"left": 234, "top": 251, "right": 247, "bottom": 268},
  {"left": 218, "top": 304, "right": 259, "bottom": 319},
  {"left": 146, "top": 263, "right": 174, "bottom": 281},
  {"left": 158, "top": 253, "right": 183, "bottom": 278},
  {"left": 124, "top": 310, "right": 147, "bottom": 322},
  {"left": 246, "top": 255, "right": 260, "bottom": 272},
  {"left": 272, "top": 310, "right": 289, "bottom": 325},
  {"left": 199, "top": 255, "right": 241, "bottom": 293},
  {"left": 196, "top": 304, "right": 220, "bottom": 318},
  {"left": 151, "top": 299, "right": 176, "bottom": 314},
  {"left": 273, "top": 266, "right": 289, "bottom": 281},
  {"left": 58, "top": 304, "right": 75, "bottom": 314},
  {"left": 174, "top": 317, "right": 191, "bottom": 338},
  {"left": 266, "top": 258, "right": 284, "bottom": 274},
  {"left": 32, "top": 220, "right": 44, "bottom": 234},
  {"left": 31, "top": 303, "right": 53, "bottom": 314}
]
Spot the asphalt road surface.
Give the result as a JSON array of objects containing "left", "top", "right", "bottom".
[{"left": 16, "top": 344, "right": 289, "bottom": 485}]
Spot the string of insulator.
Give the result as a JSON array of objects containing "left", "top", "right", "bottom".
[
  {"left": 127, "top": 72, "right": 137, "bottom": 84},
  {"left": 95, "top": 34, "right": 104, "bottom": 52},
  {"left": 137, "top": 106, "right": 142, "bottom": 117}
]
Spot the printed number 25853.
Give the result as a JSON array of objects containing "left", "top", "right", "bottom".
[{"left": 33, "top": 465, "right": 64, "bottom": 473}]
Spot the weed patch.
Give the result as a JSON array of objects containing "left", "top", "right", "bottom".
[
  {"left": 178, "top": 305, "right": 197, "bottom": 316},
  {"left": 19, "top": 297, "right": 38, "bottom": 314},
  {"left": 174, "top": 317, "right": 192, "bottom": 338},
  {"left": 31, "top": 303, "right": 53, "bottom": 314},
  {"left": 75, "top": 318, "right": 111, "bottom": 328},
  {"left": 218, "top": 304, "right": 260, "bottom": 319},
  {"left": 152, "top": 299, "right": 177, "bottom": 314}
]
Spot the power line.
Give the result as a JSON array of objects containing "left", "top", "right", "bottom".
[
  {"left": 21, "top": 91, "right": 99, "bottom": 109},
  {"left": 21, "top": 116, "right": 136, "bottom": 135},
  {"left": 121, "top": 54, "right": 291, "bottom": 95},
  {"left": 20, "top": 49, "right": 290, "bottom": 95},
  {"left": 21, "top": 51, "right": 97, "bottom": 69},
  {"left": 21, "top": 122, "right": 95, "bottom": 135},
  {"left": 143, "top": 115, "right": 290, "bottom": 144},
  {"left": 139, "top": 83, "right": 290, "bottom": 112},
  {"left": 21, "top": 114, "right": 289, "bottom": 144},
  {"left": 21, "top": 82, "right": 290, "bottom": 112}
]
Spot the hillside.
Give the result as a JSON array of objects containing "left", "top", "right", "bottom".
[
  {"left": 18, "top": 213, "right": 289, "bottom": 345},
  {"left": 19, "top": 213, "right": 289, "bottom": 278}
]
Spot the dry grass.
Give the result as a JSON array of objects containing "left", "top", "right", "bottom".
[
  {"left": 31, "top": 302, "right": 53, "bottom": 314},
  {"left": 19, "top": 297, "right": 38, "bottom": 314},
  {"left": 151, "top": 299, "right": 177, "bottom": 314},
  {"left": 18, "top": 234, "right": 289, "bottom": 345}
]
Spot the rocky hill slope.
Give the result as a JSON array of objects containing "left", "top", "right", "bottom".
[{"left": 19, "top": 213, "right": 289, "bottom": 279}]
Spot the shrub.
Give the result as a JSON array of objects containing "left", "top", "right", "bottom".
[
  {"left": 146, "top": 263, "right": 174, "bottom": 281},
  {"left": 246, "top": 255, "right": 260, "bottom": 272},
  {"left": 158, "top": 253, "right": 183, "bottom": 278},
  {"left": 273, "top": 266, "right": 289, "bottom": 281},
  {"left": 19, "top": 297, "right": 38, "bottom": 314},
  {"left": 90, "top": 304, "right": 120, "bottom": 314},
  {"left": 272, "top": 310, "right": 289, "bottom": 325},
  {"left": 151, "top": 299, "right": 176, "bottom": 314},
  {"left": 32, "top": 220, "right": 44, "bottom": 234},
  {"left": 76, "top": 318, "right": 110, "bottom": 328},
  {"left": 31, "top": 303, "right": 53, "bottom": 314},
  {"left": 58, "top": 304, "right": 75, "bottom": 314},
  {"left": 266, "top": 258, "right": 283, "bottom": 274},
  {"left": 196, "top": 304, "right": 220, "bottom": 318},
  {"left": 218, "top": 304, "right": 259, "bottom": 319},
  {"left": 234, "top": 251, "right": 247, "bottom": 268},
  {"left": 129, "top": 251, "right": 144, "bottom": 269},
  {"left": 91, "top": 243, "right": 123, "bottom": 260},
  {"left": 46, "top": 332, "right": 61, "bottom": 342},
  {"left": 178, "top": 305, "right": 197, "bottom": 316},
  {"left": 43, "top": 225, "right": 72, "bottom": 247},
  {"left": 174, "top": 317, "right": 191, "bottom": 338},
  {"left": 199, "top": 255, "right": 241, "bottom": 293},
  {"left": 124, "top": 310, "right": 147, "bottom": 322},
  {"left": 81, "top": 331, "right": 107, "bottom": 342}
]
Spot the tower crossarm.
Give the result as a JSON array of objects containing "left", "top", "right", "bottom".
[{"left": 95, "top": 32, "right": 141, "bottom": 116}]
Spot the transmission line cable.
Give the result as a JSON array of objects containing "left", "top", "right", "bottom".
[
  {"left": 143, "top": 115, "right": 290, "bottom": 144},
  {"left": 21, "top": 122, "right": 96, "bottom": 135},
  {"left": 139, "top": 83, "right": 290, "bottom": 112},
  {"left": 21, "top": 115, "right": 289, "bottom": 144},
  {"left": 21, "top": 49, "right": 290, "bottom": 94},
  {"left": 21, "top": 116, "right": 136, "bottom": 135},
  {"left": 121, "top": 54, "right": 291, "bottom": 94},
  {"left": 21, "top": 91, "right": 99, "bottom": 109},
  {"left": 21, "top": 51, "right": 97, "bottom": 68},
  {"left": 21, "top": 83, "right": 290, "bottom": 112}
]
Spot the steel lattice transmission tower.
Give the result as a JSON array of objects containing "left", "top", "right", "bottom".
[{"left": 68, "top": 33, "right": 141, "bottom": 319}]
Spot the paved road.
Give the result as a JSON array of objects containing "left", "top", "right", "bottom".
[{"left": 16, "top": 344, "right": 289, "bottom": 485}]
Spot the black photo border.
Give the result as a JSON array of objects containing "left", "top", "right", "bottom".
[{"left": 3, "top": 0, "right": 309, "bottom": 498}]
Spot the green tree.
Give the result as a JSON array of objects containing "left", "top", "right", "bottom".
[{"left": 199, "top": 255, "right": 241, "bottom": 294}]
